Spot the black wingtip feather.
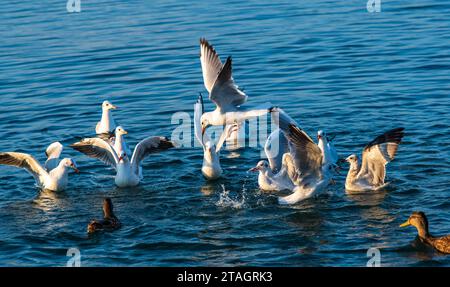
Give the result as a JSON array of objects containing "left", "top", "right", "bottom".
[{"left": 365, "top": 127, "right": 405, "bottom": 150}]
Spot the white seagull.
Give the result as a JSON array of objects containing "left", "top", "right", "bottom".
[
  {"left": 70, "top": 136, "right": 174, "bottom": 187},
  {"left": 345, "top": 127, "right": 404, "bottom": 192},
  {"left": 95, "top": 100, "right": 118, "bottom": 135},
  {"left": 249, "top": 129, "right": 294, "bottom": 192},
  {"left": 199, "top": 38, "right": 274, "bottom": 137},
  {"left": 271, "top": 109, "right": 337, "bottom": 204},
  {"left": 194, "top": 94, "right": 238, "bottom": 180},
  {"left": 0, "top": 142, "right": 79, "bottom": 192}
]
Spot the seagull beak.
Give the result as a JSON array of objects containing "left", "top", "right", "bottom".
[
  {"left": 73, "top": 167, "right": 80, "bottom": 173},
  {"left": 111, "top": 104, "right": 118, "bottom": 110},
  {"left": 118, "top": 156, "right": 123, "bottom": 162},
  {"left": 248, "top": 167, "right": 259, "bottom": 172},
  {"left": 399, "top": 220, "right": 411, "bottom": 228},
  {"left": 201, "top": 125, "right": 206, "bottom": 137},
  {"left": 201, "top": 126, "right": 207, "bottom": 145},
  {"left": 123, "top": 129, "right": 128, "bottom": 135}
]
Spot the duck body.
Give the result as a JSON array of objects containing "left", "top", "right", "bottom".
[
  {"left": 88, "top": 216, "right": 121, "bottom": 233},
  {"left": 419, "top": 235, "right": 450, "bottom": 254},
  {"left": 88, "top": 198, "right": 121, "bottom": 233}
]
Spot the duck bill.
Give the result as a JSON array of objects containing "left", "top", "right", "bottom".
[{"left": 399, "top": 221, "right": 410, "bottom": 227}]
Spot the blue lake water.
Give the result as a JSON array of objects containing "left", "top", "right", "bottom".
[{"left": 0, "top": 0, "right": 449, "bottom": 266}]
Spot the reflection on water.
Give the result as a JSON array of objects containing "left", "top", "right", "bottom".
[{"left": 32, "top": 189, "right": 65, "bottom": 212}]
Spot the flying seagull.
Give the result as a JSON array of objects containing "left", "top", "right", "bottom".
[{"left": 199, "top": 38, "right": 274, "bottom": 137}]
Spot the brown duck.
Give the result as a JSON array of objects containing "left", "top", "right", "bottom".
[
  {"left": 87, "top": 198, "right": 121, "bottom": 233},
  {"left": 400, "top": 211, "right": 450, "bottom": 254}
]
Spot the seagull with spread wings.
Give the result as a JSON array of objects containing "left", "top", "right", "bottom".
[
  {"left": 71, "top": 135, "right": 174, "bottom": 187},
  {"left": 0, "top": 142, "right": 79, "bottom": 191},
  {"left": 266, "top": 109, "right": 338, "bottom": 204},
  {"left": 194, "top": 94, "right": 238, "bottom": 180},
  {"left": 344, "top": 128, "right": 405, "bottom": 192},
  {"left": 199, "top": 38, "right": 274, "bottom": 138}
]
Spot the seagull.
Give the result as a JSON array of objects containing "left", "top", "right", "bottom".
[
  {"left": 70, "top": 136, "right": 174, "bottom": 187},
  {"left": 0, "top": 142, "right": 79, "bottom": 191},
  {"left": 344, "top": 127, "right": 405, "bottom": 192},
  {"left": 194, "top": 94, "right": 238, "bottom": 180},
  {"left": 248, "top": 129, "right": 294, "bottom": 191},
  {"left": 95, "top": 100, "right": 117, "bottom": 135},
  {"left": 270, "top": 109, "right": 336, "bottom": 204},
  {"left": 112, "top": 126, "right": 132, "bottom": 156},
  {"left": 199, "top": 38, "right": 274, "bottom": 137}
]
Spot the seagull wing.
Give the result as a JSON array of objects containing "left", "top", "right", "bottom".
[
  {"left": 131, "top": 136, "right": 174, "bottom": 175},
  {"left": 286, "top": 124, "right": 323, "bottom": 182},
  {"left": 210, "top": 56, "right": 248, "bottom": 111},
  {"left": 264, "top": 128, "right": 289, "bottom": 172},
  {"left": 275, "top": 109, "right": 322, "bottom": 182},
  {"left": 357, "top": 128, "right": 404, "bottom": 185},
  {"left": 194, "top": 94, "right": 210, "bottom": 147},
  {"left": 0, "top": 152, "right": 49, "bottom": 185},
  {"left": 44, "top": 141, "right": 63, "bottom": 171},
  {"left": 70, "top": 138, "right": 119, "bottom": 169},
  {"left": 200, "top": 38, "right": 224, "bottom": 93},
  {"left": 215, "top": 123, "right": 239, "bottom": 153}
]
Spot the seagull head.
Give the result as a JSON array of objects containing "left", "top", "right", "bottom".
[
  {"left": 63, "top": 158, "right": 79, "bottom": 173},
  {"left": 249, "top": 160, "right": 268, "bottom": 172},
  {"left": 102, "top": 100, "right": 117, "bottom": 110},
  {"left": 118, "top": 151, "right": 128, "bottom": 163},
  {"left": 317, "top": 130, "right": 325, "bottom": 141},
  {"left": 115, "top": 126, "right": 128, "bottom": 136},
  {"left": 345, "top": 154, "right": 358, "bottom": 164},
  {"left": 200, "top": 114, "right": 211, "bottom": 139}
]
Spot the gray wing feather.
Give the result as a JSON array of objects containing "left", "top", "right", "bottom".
[
  {"left": 131, "top": 136, "right": 174, "bottom": 175},
  {"left": 70, "top": 138, "right": 119, "bottom": 169},
  {"left": 210, "top": 56, "right": 247, "bottom": 110},
  {"left": 200, "top": 38, "right": 223, "bottom": 93},
  {"left": 358, "top": 128, "right": 405, "bottom": 185},
  {"left": 0, "top": 152, "right": 48, "bottom": 184}
]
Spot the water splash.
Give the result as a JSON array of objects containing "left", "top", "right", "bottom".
[{"left": 215, "top": 184, "right": 246, "bottom": 209}]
